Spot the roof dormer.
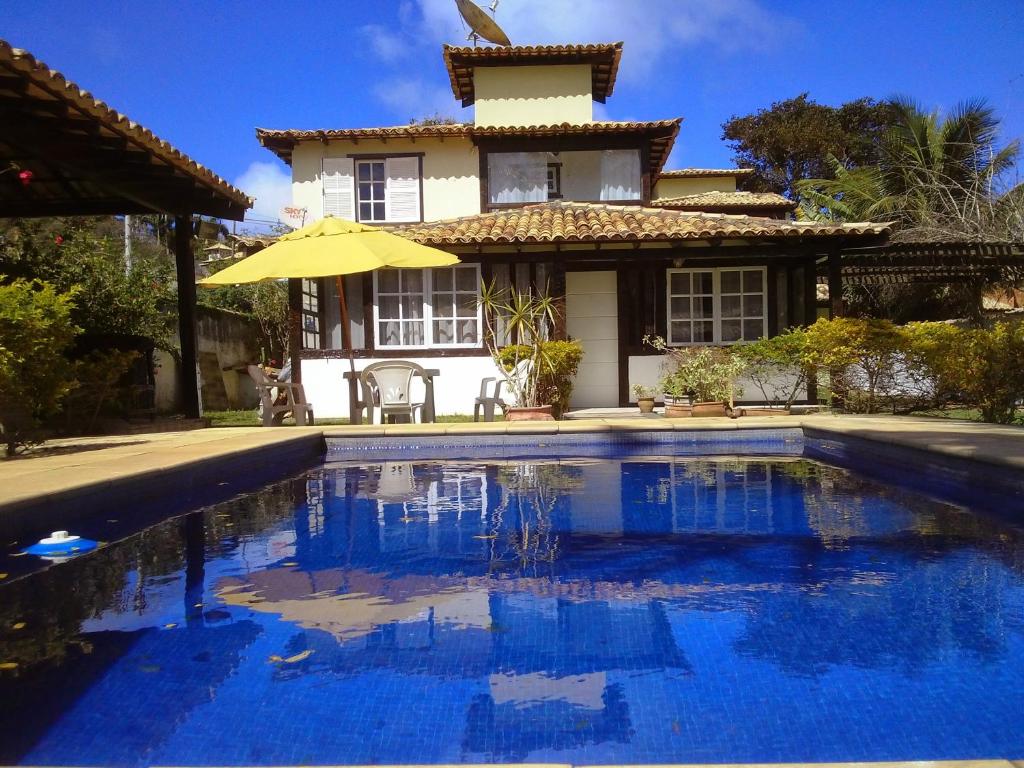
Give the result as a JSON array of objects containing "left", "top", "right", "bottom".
[{"left": 442, "top": 43, "right": 623, "bottom": 127}]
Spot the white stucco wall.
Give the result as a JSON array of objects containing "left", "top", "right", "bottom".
[
  {"left": 653, "top": 176, "right": 738, "bottom": 198},
  {"left": 474, "top": 65, "right": 593, "bottom": 126},
  {"left": 301, "top": 355, "right": 504, "bottom": 420},
  {"left": 290, "top": 136, "right": 481, "bottom": 223},
  {"left": 628, "top": 355, "right": 809, "bottom": 405}
]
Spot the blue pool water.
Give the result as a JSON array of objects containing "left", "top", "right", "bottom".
[{"left": 2, "top": 455, "right": 1024, "bottom": 765}]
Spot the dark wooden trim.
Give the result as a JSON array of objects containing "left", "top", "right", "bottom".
[
  {"left": 301, "top": 347, "right": 490, "bottom": 360},
  {"left": 766, "top": 263, "right": 779, "bottom": 338},
  {"left": 475, "top": 135, "right": 646, "bottom": 154},
  {"left": 345, "top": 151, "right": 425, "bottom": 159},
  {"left": 362, "top": 272, "right": 375, "bottom": 351},
  {"left": 803, "top": 257, "right": 819, "bottom": 403},
  {"left": 640, "top": 137, "right": 651, "bottom": 204},
  {"left": 173, "top": 216, "right": 200, "bottom": 417},
  {"left": 478, "top": 146, "right": 489, "bottom": 215},
  {"left": 827, "top": 248, "right": 845, "bottom": 317},
  {"left": 615, "top": 267, "right": 629, "bottom": 406},
  {"left": 287, "top": 278, "right": 303, "bottom": 384},
  {"left": 552, "top": 261, "right": 567, "bottom": 340}
]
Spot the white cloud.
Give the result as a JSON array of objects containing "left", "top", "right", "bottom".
[
  {"left": 360, "top": 24, "right": 410, "bottom": 63},
  {"left": 373, "top": 78, "right": 467, "bottom": 124},
  {"left": 414, "top": 0, "right": 798, "bottom": 81},
  {"left": 235, "top": 161, "right": 292, "bottom": 223}
]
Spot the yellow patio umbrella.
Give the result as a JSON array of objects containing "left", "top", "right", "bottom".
[{"left": 199, "top": 216, "right": 459, "bottom": 371}]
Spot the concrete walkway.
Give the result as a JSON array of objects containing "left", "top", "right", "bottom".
[{"left": 2, "top": 414, "right": 1023, "bottom": 521}]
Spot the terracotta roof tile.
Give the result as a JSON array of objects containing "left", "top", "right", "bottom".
[
  {"left": 443, "top": 43, "right": 623, "bottom": 104},
  {"left": 257, "top": 119, "right": 680, "bottom": 173},
  {"left": 659, "top": 168, "right": 754, "bottom": 178},
  {"left": 0, "top": 39, "right": 251, "bottom": 210},
  {"left": 388, "top": 201, "right": 890, "bottom": 245},
  {"left": 652, "top": 191, "right": 796, "bottom": 211}
]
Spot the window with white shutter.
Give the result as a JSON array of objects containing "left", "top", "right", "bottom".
[
  {"left": 322, "top": 157, "right": 355, "bottom": 220},
  {"left": 385, "top": 156, "right": 421, "bottom": 222}
]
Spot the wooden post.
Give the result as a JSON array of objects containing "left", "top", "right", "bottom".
[
  {"left": 288, "top": 278, "right": 303, "bottom": 384},
  {"left": 803, "top": 256, "right": 819, "bottom": 404},
  {"left": 827, "top": 248, "right": 845, "bottom": 318},
  {"left": 173, "top": 215, "right": 201, "bottom": 418}
]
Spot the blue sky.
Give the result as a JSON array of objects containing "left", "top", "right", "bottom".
[{"left": 6, "top": 0, "right": 1023, "bottom": 226}]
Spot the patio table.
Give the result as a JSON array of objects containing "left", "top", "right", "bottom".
[{"left": 343, "top": 367, "right": 440, "bottom": 424}]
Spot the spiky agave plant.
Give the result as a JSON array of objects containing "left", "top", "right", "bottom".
[{"left": 479, "top": 280, "right": 559, "bottom": 408}]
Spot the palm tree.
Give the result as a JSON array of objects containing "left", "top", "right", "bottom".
[{"left": 797, "top": 97, "right": 1020, "bottom": 240}]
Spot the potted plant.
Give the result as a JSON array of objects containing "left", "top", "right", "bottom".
[
  {"left": 659, "top": 371, "right": 693, "bottom": 418},
  {"left": 632, "top": 384, "right": 657, "bottom": 414},
  {"left": 480, "top": 282, "right": 561, "bottom": 421},
  {"left": 645, "top": 335, "right": 746, "bottom": 418}
]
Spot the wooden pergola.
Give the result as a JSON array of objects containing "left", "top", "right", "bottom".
[{"left": 0, "top": 40, "right": 252, "bottom": 417}]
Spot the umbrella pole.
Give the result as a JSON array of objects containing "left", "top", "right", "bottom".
[{"left": 336, "top": 276, "right": 359, "bottom": 422}]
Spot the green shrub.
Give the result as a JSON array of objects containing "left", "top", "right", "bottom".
[
  {"left": 497, "top": 340, "right": 584, "bottom": 417},
  {"left": 735, "top": 329, "right": 808, "bottom": 409},
  {"left": 953, "top": 322, "right": 1024, "bottom": 424},
  {"left": 802, "top": 317, "right": 906, "bottom": 412},
  {"left": 644, "top": 335, "right": 746, "bottom": 403},
  {"left": 0, "top": 278, "right": 80, "bottom": 455},
  {"left": 62, "top": 349, "right": 141, "bottom": 432}
]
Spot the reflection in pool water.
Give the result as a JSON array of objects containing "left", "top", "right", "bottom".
[{"left": 1, "top": 457, "right": 1023, "bottom": 766}]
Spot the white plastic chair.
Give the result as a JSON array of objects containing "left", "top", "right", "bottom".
[
  {"left": 474, "top": 377, "right": 507, "bottom": 422},
  {"left": 359, "top": 361, "right": 426, "bottom": 424},
  {"left": 247, "top": 365, "right": 313, "bottom": 427}
]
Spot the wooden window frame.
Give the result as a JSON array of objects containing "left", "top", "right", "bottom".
[{"left": 665, "top": 266, "right": 768, "bottom": 346}]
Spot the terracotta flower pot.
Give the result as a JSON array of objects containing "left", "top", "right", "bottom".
[
  {"left": 663, "top": 398, "right": 692, "bottom": 418},
  {"left": 506, "top": 405, "right": 555, "bottom": 422},
  {"left": 637, "top": 398, "right": 656, "bottom": 414},
  {"left": 691, "top": 401, "right": 728, "bottom": 417}
]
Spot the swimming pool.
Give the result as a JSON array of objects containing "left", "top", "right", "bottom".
[{"left": 2, "top": 453, "right": 1023, "bottom": 765}]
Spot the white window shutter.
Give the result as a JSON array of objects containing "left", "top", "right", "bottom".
[
  {"left": 322, "top": 157, "right": 355, "bottom": 220},
  {"left": 385, "top": 157, "right": 421, "bottom": 222}
]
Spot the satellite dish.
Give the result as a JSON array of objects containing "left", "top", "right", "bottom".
[{"left": 454, "top": 0, "right": 512, "bottom": 46}]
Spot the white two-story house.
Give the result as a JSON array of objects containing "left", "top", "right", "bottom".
[{"left": 257, "top": 42, "right": 888, "bottom": 418}]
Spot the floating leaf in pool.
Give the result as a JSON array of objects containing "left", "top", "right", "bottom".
[
  {"left": 163, "top": 623, "right": 177, "bottom": 629},
  {"left": 268, "top": 649, "right": 314, "bottom": 664},
  {"left": 9, "top": 552, "right": 26, "bottom": 558},
  {"left": 139, "top": 664, "right": 161, "bottom": 674},
  {"left": 672, "top": 720, "right": 682, "bottom": 734},
  {"left": 193, "top": 603, "right": 203, "bottom": 608},
  {"left": 107, "top": 519, "right": 118, "bottom": 523},
  {"left": 11, "top": 623, "right": 25, "bottom": 631},
  {"left": 0, "top": 662, "right": 18, "bottom": 671},
  {"left": 0, "top": 573, "right": 7, "bottom": 580},
  {"left": 281, "top": 562, "right": 298, "bottom": 567},
  {"left": 473, "top": 534, "right": 497, "bottom": 540}
]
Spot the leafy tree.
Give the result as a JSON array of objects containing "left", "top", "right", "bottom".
[
  {"left": 0, "top": 278, "right": 80, "bottom": 455},
  {"left": 797, "top": 98, "right": 1020, "bottom": 238},
  {"left": 0, "top": 217, "right": 176, "bottom": 348},
  {"left": 199, "top": 258, "right": 289, "bottom": 363},
  {"left": 797, "top": 98, "right": 1022, "bottom": 321},
  {"left": 722, "top": 94, "right": 899, "bottom": 196}
]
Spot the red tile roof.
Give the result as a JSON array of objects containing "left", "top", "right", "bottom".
[
  {"left": 652, "top": 191, "right": 796, "bottom": 212},
  {"left": 257, "top": 119, "right": 681, "bottom": 174},
  {"left": 659, "top": 168, "right": 754, "bottom": 178},
  {"left": 389, "top": 201, "right": 889, "bottom": 245}
]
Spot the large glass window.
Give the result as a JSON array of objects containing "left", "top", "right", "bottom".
[
  {"left": 487, "top": 149, "right": 641, "bottom": 205},
  {"left": 667, "top": 267, "right": 766, "bottom": 345},
  {"left": 356, "top": 159, "right": 386, "bottom": 222},
  {"left": 375, "top": 266, "right": 481, "bottom": 348}
]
